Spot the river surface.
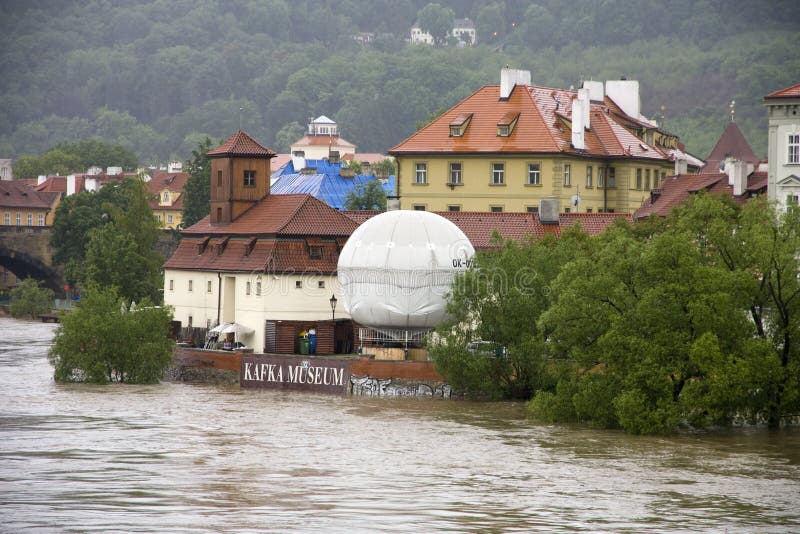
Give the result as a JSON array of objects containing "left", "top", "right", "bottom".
[{"left": 1, "top": 317, "right": 799, "bottom": 533}]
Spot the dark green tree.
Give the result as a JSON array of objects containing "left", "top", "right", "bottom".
[
  {"left": 9, "top": 278, "right": 54, "bottom": 319},
  {"left": 430, "top": 227, "right": 591, "bottom": 399},
  {"left": 181, "top": 137, "right": 214, "bottom": 228},
  {"left": 417, "top": 3, "right": 455, "bottom": 46},
  {"left": 48, "top": 286, "right": 174, "bottom": 384},
  {"left": 344, "top": 180, "right": 387, "bottom": 210}
]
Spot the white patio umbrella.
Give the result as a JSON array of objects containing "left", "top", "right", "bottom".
[
  {"left": 209, "top": 322, "right": 229, "bottom": 334},
  {"left": 220, "top": 322, "right": 255, "bottom": 338}
]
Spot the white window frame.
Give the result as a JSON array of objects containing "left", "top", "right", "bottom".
[
  {"left": 38, "top": 213, "right": 44, "bottom": 226},
  {"left": 563, "top": 163, "right": 571, "bottom": 186},
  {"left": 789, "top": 133, "right": 800, "bottom": 164},
  {"left": 415, "top": 163, "right": 427, "bottom": 184},
  {"left": 26, "top": 213, "right": 32, "bottom": 226},
  {"left": 449, "top": 162, "right": 462, "bottom": 184},
  {"left": 527, "top": 163, "right": 541, "bottom": 185},
  {"left": 586, "top": 166, "right": 593, "bottom": 188},
  {"left": 492, "top": 163, "right": 505, "bottom": 185}
]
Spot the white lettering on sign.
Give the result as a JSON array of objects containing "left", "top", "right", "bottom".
[{"left": 246, "top": 360, "right": 345, "bottom": 387}]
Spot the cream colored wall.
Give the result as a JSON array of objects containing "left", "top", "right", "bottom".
[
  {"left": 397, "top": 154, "right": 668, "bottom": 214},
  {"left": 164, "top": 269, "right": 348, "bottom": 352},
  {"left": 292, "top": 142, "right": 354, "bottom": 160},
  {"left": 766, "top": 100, "right": 800, "bottom": 208},
  {"left": 1, "top": 207, "right": 51, "bottom": 226}
]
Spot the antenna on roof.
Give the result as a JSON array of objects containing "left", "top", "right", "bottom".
[{"left": 729, "top": 100, "right": 735, "bottom": 122}]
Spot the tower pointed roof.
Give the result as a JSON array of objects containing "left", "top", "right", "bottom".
[
  {"left": 207, "top": 130, "right": 276, "bottom": 159},
  {"left": 700, "top": 121, "right": 759, "bottom": 173}
]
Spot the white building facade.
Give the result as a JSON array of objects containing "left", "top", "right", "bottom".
[{"left": 765, "top": 82, "right": 800, "bottom": 211}]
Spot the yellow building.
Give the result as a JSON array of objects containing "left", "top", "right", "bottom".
[
  {"left": 390, "top": 69, "right": 702, "bottom": 214},
  {"left": 147, "top": 171, "right": 189, "bottom": 229}
]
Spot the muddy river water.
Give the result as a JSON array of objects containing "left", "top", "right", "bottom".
[{"left": 1, "top": 316, "right": 799, "bottom": 532}]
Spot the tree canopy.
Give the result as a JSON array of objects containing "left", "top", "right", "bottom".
[
  {"left": 181, "top": 137, "right": 214, "bottom": 228},
  {"left": 48, "top": 286, "right": 174, "bottom": 384},
  {"left": 433, "top": 196, "right": 800, "bottom": 433},
  {"left": 344, "top": 180, "right": 388, "bottom": 211},
  {"left": 50, "top": 175, "right": 164, "bottom": 302},
  {"left": 2, "top": 0, "right": 797, "bottom": 163}
]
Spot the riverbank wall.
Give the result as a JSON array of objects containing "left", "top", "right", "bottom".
[{"left": 168, "top": 346, "right": 451, "bottom": 398}]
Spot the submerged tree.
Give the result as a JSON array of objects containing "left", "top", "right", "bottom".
[
  {"left": 48, "top": 286, "right": 174, "bottom": 384},
  {"left": 9, "top": 278, "right": 54, "bottom": 319}
]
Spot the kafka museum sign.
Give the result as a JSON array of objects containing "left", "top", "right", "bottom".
[{"left": 241, "top": 354, "right": 351, "bottom": 394}]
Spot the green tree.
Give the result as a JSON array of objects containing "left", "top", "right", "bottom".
[
  {"left": 274, "top": 121, "right": 305, "bottom": 153},
  {"left": 533, "top": 195, "right": 800, "bottom": 433},
  {"left": 13, "top": 150, "right": 82, "bottom": 179},
  {"left": 344, "top": 180, "right": 387, "bottom": 210},
  {"left": 50, "top": 180, "right": 128, "bottom": 284},
  {"left": 430, "top": 227, "right": 591, "bottom": 399},
  {"left": 417, "top": 3, "right": 455, "bottom": 46},
  {"left": 371, "top": 158, "right": 397, "bottom": 177},
  {"left": 9, "top": 278, "right": 54, "bottom": 319},
  {"left": 181, "top": 137, "right": 214, "bottom": 228},
  {"left": 48, "top": 286, "right": 174, "bottom": 384}
]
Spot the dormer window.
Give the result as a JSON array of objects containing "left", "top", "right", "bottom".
[
  {"left": 309, "top": 246, "right": 322, "bottom": 259},
  {"left": 162, "top": 191, "right": 169, "bottom": 203},
  {"left": 497, "top": 112, "right": 520, "bottom": 137},
  {"left": 449, "top": 113, "right": 473, "bottom": 137}
]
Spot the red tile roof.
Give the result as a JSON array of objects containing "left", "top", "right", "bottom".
[
  {"left": 207, "top": 130, "right": 276, "bottom": 159},
  {"left": 389, "top": 84, "right": 670, "bottom": 163},
  {"left": 700, "top": 122, "right": 760, "bottom": 172},
  {"left": 163, "top": 237, "right": 341, "bottom": 274},
  {"left": 182, "top": 194, "right": 358, "bottom": 237},
  {"left": 0, "top": 180, "right": 60, "bottom": 209},
  {"left": 147, "top": 171, "right": 189, "bottom": 210},
  {"left": 634, "top": 171, "right": 768, "bottom": 219},
  {"left": 765, "top": 82, "right": 800, "bottom": 99},
  {"left": 344, "top": 210, "right": 628, "bottom": 250}
]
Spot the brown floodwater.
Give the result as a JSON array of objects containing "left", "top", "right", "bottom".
[{"left": 1, "top": 316, "right": 799, "bottom": 532}]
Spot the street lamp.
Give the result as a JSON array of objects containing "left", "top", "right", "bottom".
[{"left": 329, "top": 294, "right": 337, "bottom": 322}]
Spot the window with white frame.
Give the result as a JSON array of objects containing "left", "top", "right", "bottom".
[
  {"left": 243, "top": 170, "right": 256, "bottom": 187},
  {"left": 38, "top": 213, "right": 44, "bottom": 226},
  {"left": 586, "top": 166, "right": 593, "bottom": 188},
  {"left": 527, "top": 163, "right": 541, "bottom": 185},
  {"left": 492, "top": 163, "right": 505, "bottom": 185},
  {"left": 3, "top": 213, "right": 9, "bottom": 225},
  {"left": 449, "top": 162, "right": 462, "bottom": 184},
  {"left": 15, "top": 213, "right": 20, "bottom": 225},
  {"left": 645, "top": 169, "right": 651, "bottom": 190},
  {"left": 598, "top": 167, "right": 605, "bottom": 188},
  {"left": 789, "top": 134, "right": 800, "bottom": 163},
  {"left": 415, "top": 163, "right": 427, "bottom": 184},
  {"left": 167, "top": 214, "right": 173, "bottom": 224},
  {"left": 635, "top": 168, "right": 642, "bottom": 189},
  {"left": 27, "top": 214, "right": 32, "bottom": 226},
  {"left": 563, "top": 164, "right": 571, "bottom": 186}
]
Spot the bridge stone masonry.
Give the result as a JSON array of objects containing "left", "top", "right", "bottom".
[{"left": 0, "top": 226, "right": 64, "bottom": 292}]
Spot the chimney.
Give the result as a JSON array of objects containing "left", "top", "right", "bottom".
[
  {"left": 386, "top": 196, "right": 400, "bottom": 211},
  {"left": 66, "top": 174, "right": 76, "bottom": 196},
  {"left": 571, "top": 95, "right": 585, "bottom": 150},
  {"left": 540, "top": 199, "right": 560, "bottom": 224},
  {"left": 725, "top": 159, "right": 752, "bottom": 197},
  {"left": 37, "top": 175, "right": 47, "bottom": 185},
  {"left": 578, "top": 87, "right": 591, "bottom": 129},
  {"left": 605, "top": 79, "right": 641, "bottom": 119},
  {"left": 583, "top": 80, "right": 604, "bottom": 102},
  {"left": 500, "top": 67, "right": 531, "bottom": 100},
  {"left": 675, "top": 157, "right": 688, "bottom": 175}
]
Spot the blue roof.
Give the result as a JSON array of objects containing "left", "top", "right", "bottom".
[{"left": 270, "top": 159, "right": 395, "bottom": 210}]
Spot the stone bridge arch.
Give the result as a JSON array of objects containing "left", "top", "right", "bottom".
[{"left": 0, "top": 227, "right": 64, "bottom": 293}]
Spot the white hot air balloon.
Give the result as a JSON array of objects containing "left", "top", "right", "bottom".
[{"left": 337, "top": 210, "right": 475, "bottom": 330}]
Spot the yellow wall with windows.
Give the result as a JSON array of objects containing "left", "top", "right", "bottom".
[
  {"left": 397, "top": 155, "right": 672, "bottom": 214},
  {"left": 1, "top": 208, "right": 55, "bottom": 227}
]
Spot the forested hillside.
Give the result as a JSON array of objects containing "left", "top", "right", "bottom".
[{"left": 2, "top": 0, "right": 798, "bottom": 170}]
